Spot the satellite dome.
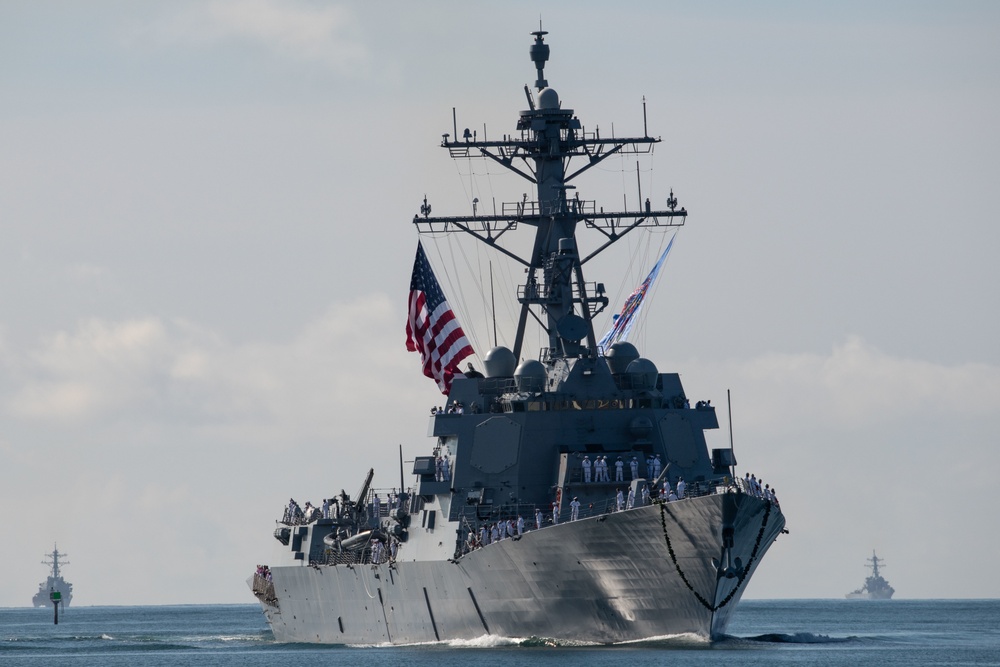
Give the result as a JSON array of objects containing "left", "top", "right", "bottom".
[
  {"left": 538, "top": 88, "right": 560, "bottom": 109},
  {"left": 514, "top": 359, "right": 547, "bottom": 393},
  {"left": 605, "top": 341, "right": 640, "bottom": 374},
  {"left": 625, "top": 357, "right": 658, "bottom": 389},
  {"left": 484, "top": 346, "right": 516, "bottom": 378}
]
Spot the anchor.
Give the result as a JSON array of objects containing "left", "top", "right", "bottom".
[
  {"left": 713, "top": 547, "right": 745, "bottom": 580},
  {"left": 713, "top": 525, "right": 745, "bottom": 579}
]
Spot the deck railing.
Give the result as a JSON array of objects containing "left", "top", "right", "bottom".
[
  {"left": 276, "top": 475, "right": 779, "bottom": 565},
  {"left": 251, "top": 573, "right": 277, "bottom": 606}
]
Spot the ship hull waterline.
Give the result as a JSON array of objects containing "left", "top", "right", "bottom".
[{"left": 254, "top": 493, "right": 784, "bottom": 644}]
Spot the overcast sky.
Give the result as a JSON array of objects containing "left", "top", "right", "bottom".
[{"left": 1, "top": 1, "right": 998, "bottom": 608}]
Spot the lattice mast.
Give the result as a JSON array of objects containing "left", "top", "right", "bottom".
[
  {"left": 42, "top": 545, "right": 68, "bottom": 579},
  {"left": 414, "top": 30, "right": 687, "bottom": 362}
]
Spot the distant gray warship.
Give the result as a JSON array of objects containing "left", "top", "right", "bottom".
[
  {"left": 249, "top": 29, "right": 787, "bottom": 644},
  {"left": 33, "top": 545, "right": 73, "bottom": 608},
  {"left": 846, "top": 550, "right": 894, "bottom": 600}
]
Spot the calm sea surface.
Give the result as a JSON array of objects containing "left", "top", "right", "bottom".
[{"left": 2, "top": 600, "right": 998, "bottom": 666}]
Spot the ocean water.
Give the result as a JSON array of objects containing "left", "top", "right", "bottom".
[{"left": 1, "top": 600, "right": 998, "bottom": 666}]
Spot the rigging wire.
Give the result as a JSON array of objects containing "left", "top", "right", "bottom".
[
  {"left": 426, "top": 124, "right": 679, "bottom": 361},
  {"left": 595, "top": 148, "right": 678, "bottom": 352},
  {"left": 425, "top": 235, "right": 484, "bottom": 360}
]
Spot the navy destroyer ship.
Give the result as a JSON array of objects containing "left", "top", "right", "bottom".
[
  {"left": 846, "top": 550, "right": 894, "bottom": 599},
  {"left": 32, "top": 545, "right": 73, "bottom": 608},
  {"left": 249, "top": 29, "right": 786, "bottom": 644}
]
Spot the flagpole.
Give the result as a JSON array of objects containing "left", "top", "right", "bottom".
[{"left": 727, "top": 389, "right": 737, "bottom": 480}]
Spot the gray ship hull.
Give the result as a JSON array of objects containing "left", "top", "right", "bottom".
[
  {"left": 32, "top": 578, "right": 72, "bottom": 609},
  {"left": 845, "top": 591, "right": 893, "bottom": 600},
  {"left": 254, "top": 493, "right": 784, "bottom": 644}
]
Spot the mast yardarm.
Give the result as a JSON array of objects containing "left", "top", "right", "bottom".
[{"left": 414, "top": 31, "right": 687, "bottom": 361}]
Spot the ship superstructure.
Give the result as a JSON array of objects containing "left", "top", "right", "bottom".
[
  {"left": 846, "top": 550, "right": 895, "bottom": 600},
  {"left": 32, "top": 545, "right": 73, "bottom": 608},
  {"left": 249, "top": 29, "right": 787, "bottom": 644}
]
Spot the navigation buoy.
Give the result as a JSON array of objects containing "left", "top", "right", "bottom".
[{"left": 49, "top": 588, "right": 61, "bottom": 624}]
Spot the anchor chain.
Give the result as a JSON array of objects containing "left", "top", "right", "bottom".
[{"left": 656, "top": 498, "right": 772, "bottom": 612}]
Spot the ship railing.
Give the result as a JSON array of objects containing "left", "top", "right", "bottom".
[
  {"left": 316, "top": 549, "right": 365, "bottom": 566},
  {"left": 251, "top": 573, "right": 278, "bottom": 606},
  {"left": 729, "top": 475, "right": 781, "bottom": 506},
  {"left": 358, "top": 486, "right": 414, "bottom": 521},
  {"left": 313, "top": 541, "right": 396, "bottom": 567},
  {"left": 497, "top": 198, "right": 598, "bottom": 218},
  {"left": 454, "top": 478, "right": 777, "bottom": 558},
  {"left": 278, "top": 506, "right": 310, "bottom": 526},
  {"left": 456, "top": 496, "right": 624, "bottom": 557},
  {"left": 475, "top": 377, "right": 519, "bottom": 396},
  {"left": 276, "top": 486, "right": 415, "bottom": 527}
]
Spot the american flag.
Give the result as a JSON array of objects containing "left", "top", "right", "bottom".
[
  {"left": 598, "top": 232, "right": 676, "bottom": 351},
  {"left": 405, "top": 242, "right": 474, "bottom": 394}
]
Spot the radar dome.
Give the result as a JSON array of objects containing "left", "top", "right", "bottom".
[
  {"left": 605, "top": 341, "right": 640, "bottom": 374},
  {"left": 625, "top": 357, "right": 658, "bottom": 389},
  {"left": 538, "top": 88, "right": 560, "bottom": 109},
  {"left": 484, "top": 346, "right": 517, "bottom": 378},
  {"left": 514, "top": 359, "right": 547, "bottom": 393}
]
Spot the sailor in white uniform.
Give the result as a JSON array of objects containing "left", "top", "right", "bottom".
[
  {"left": 652, "top": 455, "right": 662, "bottom": 480},
  {"left": 616, "top": 488, "right": 624, "bottom": 511},
  {"left": 676, "top": 477, "right": 686, "bottom": 499},
  {"left": 629, "top": 456, "right": 639, "bottom": 480},
  {"left": 626, "top": 487, "right": 635, "bottom": 509},
  {"left": 551, "top": 501, "right": 560, "bottom": 525},
  {"left": 535, "top": 508, "right": 543, "bottom": 530},
  {"left": 582, "top": 455, "right": 592, "bottom": 483},
  {"left": 570, "top": 496, "right": 581, "bottom": 521},
  {"left": 615, "top": 457, "right": 624, "bottom": 482},
  {"left": 516, "top": 515, "right": 524, "bottom": 536}
]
